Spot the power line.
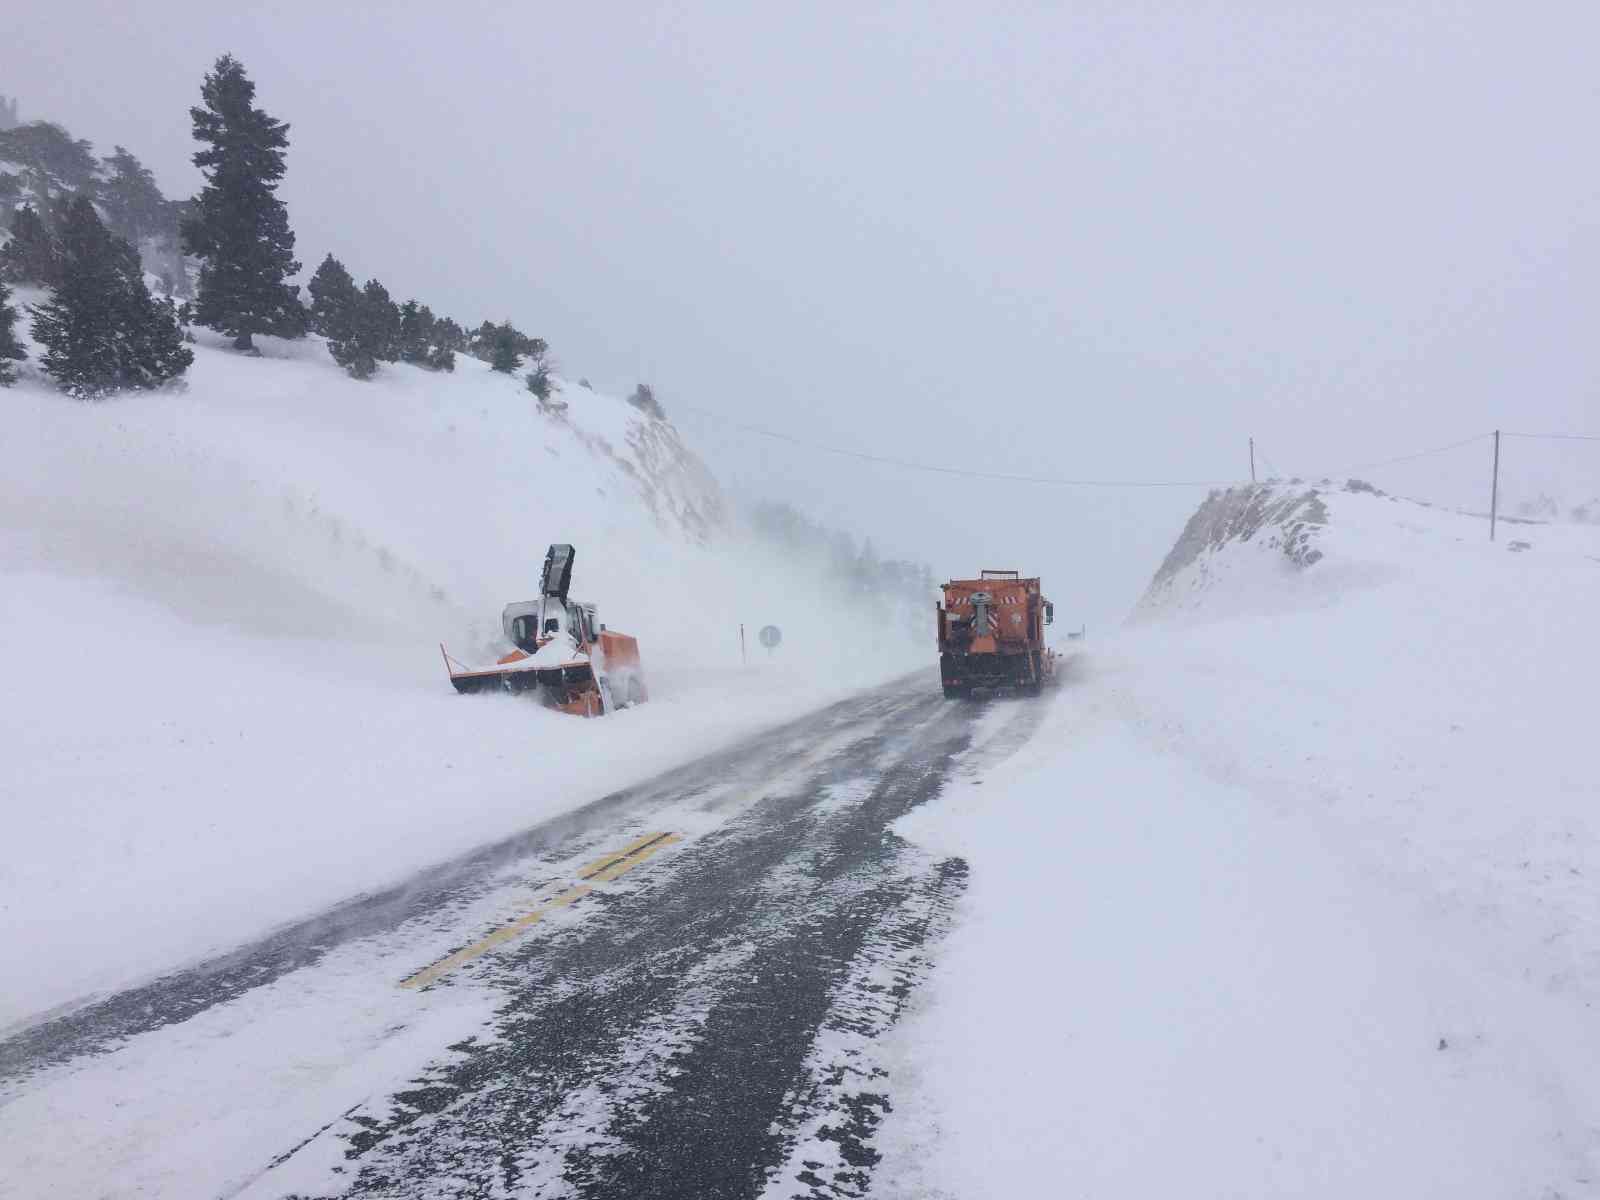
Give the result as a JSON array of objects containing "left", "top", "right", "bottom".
[
  {"left": 1502, "top": 431, "right": 1600, "bottom": 442},
  {"left": 674, "top": 405, "right": 1237, "bottom": 488},
  {"left": 1314, "top": 431, "right": 1490, "bottom": 476},
  {"left": 674, "top": 402, "right": 1595, "bottom": 493}
]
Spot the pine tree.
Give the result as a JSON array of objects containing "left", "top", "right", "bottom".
[
  {"left": 0, "top": 204, "right": 61, "bottom": 286},
  {"left": 358, "top": 279, "right": 399, "bottom": 363},
  {"left": 100, "top": 147, "right": 170, "bottom": 246},
  {"left": 433, "top": 317, "right": 466, "bottom": 353},
  {"left": 127, "top": 292, "right": 194, "bottom": 389},
  {"left": 627, "top": 382, "right": 666, "bottom": 420},
  {"left": 476, "top": 320, "right": 523, "bottom": 373},
  {"left": 0, "top": 279, "right": 27, "bottom": 385},
  {"left": 396, "top": 300, "right": 437, "bottom": 364},
  {"left": 181, "top": 54, "right": 308, "bottom": 351},
  {"left": 467, "top": 319, "right": 494, "bottom": 361},
  {"left": 31, "top": 196, "right": 192, "bottom": 396},
  {"left": 524, "top": 338, "right": 553, "bottom": 399},
  {"left": 308, "top": 253, "right": 356, "bottom": 336},
  {"left": 307, "top": 253, "right": 371, "bottom": 379},
  {"left": 0, "top": 121, "right": 99, "bottom": 201}
]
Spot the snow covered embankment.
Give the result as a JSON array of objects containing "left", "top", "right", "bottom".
[
  {"left": 876, "top": 482, "right": 1600, "bottom": 1197},
  {"left": 0, "top": 329, "right": 924, "bottom": 1032}
]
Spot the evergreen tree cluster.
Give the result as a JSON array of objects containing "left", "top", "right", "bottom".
[
  {"left": 308, "top": 254, "right": 461, "bottom": 379},
  {"left": 468, "top": 320, "right": 546, "bottom": 376},
  {"left": 0, "top": 117, "right": 189, "bottom": 293},
  {"left": 4, "top": 58, "right": 570, "bottom": 402},
  {"left": 28, "top": 196, "right": 191, "bottom": 396}
]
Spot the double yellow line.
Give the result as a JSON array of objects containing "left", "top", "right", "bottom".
[{"left": 400, "top": 831, "right": 681, "bottom": 991}]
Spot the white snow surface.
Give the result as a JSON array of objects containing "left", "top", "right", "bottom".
[
  {"left": 878, "top": 485, "right": 1600, "bottom": 1197},
  {"left": 0, "top": 329, "right": 923, "bottom": 1030},
  {"left": 524, "top": 633, "right": 584, "bottom": 668}
]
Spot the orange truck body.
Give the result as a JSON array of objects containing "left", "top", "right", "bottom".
[{"left": 936, "top": 569, "right": 1056, "bottom": 697}]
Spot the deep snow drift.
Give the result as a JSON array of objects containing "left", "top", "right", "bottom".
[
  {"left": 878, "top": 482, "right": 1600, "bottom": 1197},
  {"left": 0, "top": 325, "right": 925, "bottom": 1030}
]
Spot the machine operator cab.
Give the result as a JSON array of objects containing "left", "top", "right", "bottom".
[
  {"left": 501, "top": 544, "right": 599, "bottom": 656},
  {"left": 503, "top": 597, "right": 602, "bottom": 656}
]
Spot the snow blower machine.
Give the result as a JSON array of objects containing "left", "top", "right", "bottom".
[{"left": 440, "top": 544, "right": 647, "bottom": 717}]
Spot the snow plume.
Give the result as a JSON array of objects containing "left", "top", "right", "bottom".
[{"left": 740, "top": 499, "right": 936, "bottom": 648}]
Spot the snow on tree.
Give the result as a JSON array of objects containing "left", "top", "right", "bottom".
[
  {"left": 31, "top": 196, "right": 192, "bottom": 396},
  {"left": 181, "top": 54, "right": 308, "bottom": 352}
]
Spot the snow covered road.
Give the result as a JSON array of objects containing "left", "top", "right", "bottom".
[{"left": 1, "top": 677, "right": 1034, "bottom": 1199}]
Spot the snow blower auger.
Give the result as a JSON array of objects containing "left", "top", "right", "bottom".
[{"left": 440, "top": 543, "right": 647, "bottom": 717}]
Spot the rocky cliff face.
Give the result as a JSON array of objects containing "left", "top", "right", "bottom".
[{"left": 1133, "top": 482, "right": 1335, "bottom": 621}]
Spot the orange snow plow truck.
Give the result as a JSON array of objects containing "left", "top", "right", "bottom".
[
  {"left": 440, "top": 543, "right": 646, "bottom": 717},
  {"left": 936, "top": 569, "right": 1057, "bottom": 699}
]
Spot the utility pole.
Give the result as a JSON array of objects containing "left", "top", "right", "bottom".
[
  {"left": 740, "top": 623, "right": 747, "bottom": 666},
  {"left": 1489, "top": 429, "right": 1501, "bottom": 542},
  {"left": 1249, "top": 438, "right": 1256, "bottom": 484}
]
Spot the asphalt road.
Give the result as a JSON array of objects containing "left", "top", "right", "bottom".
[{"left": 1, "top": 676, "right": 1050, "bottom": 1198}]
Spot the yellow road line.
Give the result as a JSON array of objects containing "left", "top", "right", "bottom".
[
  {"left": 400, "top": 832, "right": 681, "bottom": 991},
  {"left": 581, "top": 831, "right": 680, "bottom": 881}
]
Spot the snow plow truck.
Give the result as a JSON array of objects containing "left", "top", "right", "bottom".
[
  {"left": 936, "top": 569, "right": 1057, "bottom": 698},
  {"left": 440, "top": 544, "right": 647, "bottom": 717}
]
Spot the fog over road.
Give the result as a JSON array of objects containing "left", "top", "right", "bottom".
[{"left": 1, "top": 678, "right": 1046, "bottom": 1198}]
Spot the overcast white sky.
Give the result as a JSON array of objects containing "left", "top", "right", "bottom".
[{"left": 8, "top": 2, "right": 1597, "bottom": 623}]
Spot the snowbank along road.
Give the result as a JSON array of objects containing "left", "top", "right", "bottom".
[{"left": 0, "top": 675, "right": 1044, "bottom": 1199}]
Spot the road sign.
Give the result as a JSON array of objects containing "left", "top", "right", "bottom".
[{"left": 758, "top": 625, "right": 782, "bottom": 651}]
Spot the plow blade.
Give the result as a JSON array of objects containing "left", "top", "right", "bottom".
[
  {"left": 441, "top": 645, "right": 604, "bottom": 716},
  {"left": 441, "top": 646, "right": 541, "bottom": 695}
]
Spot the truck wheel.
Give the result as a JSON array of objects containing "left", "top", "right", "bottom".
[{"left": 943, "top": 684, "right": 968, "bottom": 700}]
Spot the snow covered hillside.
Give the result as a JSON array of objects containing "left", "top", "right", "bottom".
[
  {"left": 877, "top": 482, "right": 1600, "bottom": 1197},
  {"left": 0, "top": 323, "right": 925, "bottom": 1031}
]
